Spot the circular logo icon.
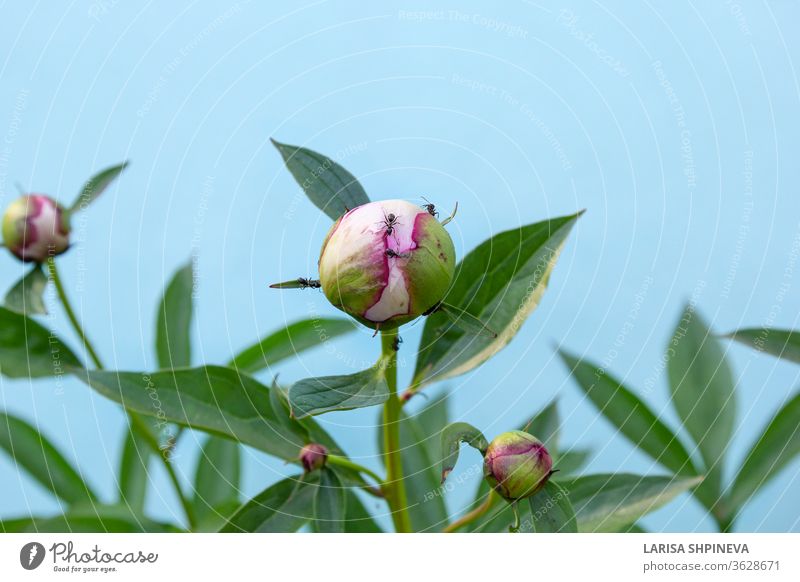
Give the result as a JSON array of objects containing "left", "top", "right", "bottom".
[{"left": 20, "top": 542, "right": 46, "bottom": 570}]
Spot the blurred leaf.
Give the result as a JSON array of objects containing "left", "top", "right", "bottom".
[
  {"left": 117, "top": 426, "right": 150, "bottom": 513},
  {"left": 155, "top": 261, "right": 193, "bottom": 369},
  {"left": 562, "top": 473, "right": 702, "bottom": 532},
  {"left": 436, "top": 302, "right": 498, "bottom": 338},
  {"left": 0, "top": 306, "right": 81, "bottom": 377},
  {"left": 229, "top": 317, "right": 354, "bottom": 374},
  {"left": 289, "top": 362, "right": 388, "bottom": 418},
  {"left": 553, "top": 448, "right": 592, "bottom": 476},
  {"left": 271, "top": 139, "right": 369, "bottom": 220},
  {"left": 4, "top": 264, "right": 47, "bottom": 315},
  {"left": 524, "top": 400, "right": 560, "bottom": 453},
  {"left": 80, "top": 366, "right": 305, "bottom": 461},
  {"left": 413, "top": 212, "right": 582, "bottom": 387},
  {"left": 1, "top": 505, "right": 178, "bottom": 533},
  {"left": 314, "top": 467, "right": 346, "bottom": 533},
  {"left": 221, "top": 476, "right": 315, "bottom": 532},
  {"left": 193, "top": 435, "right": 241, "bottom": 524},
  {"left": 725, "top": 328, "right": 800, "bottom": 364},
  {"left": 528, "top": 481, "right": 577, "bottom": 533},
  {"left": 343, "top": 491, "right": 382, "bottom": 532},
  {"left": 667, "top": 306, "right": 736, "bottom": 495},
  {"left": 560, "top": 350, "right": 698, "bottom": 476},
  {"left": 730, "top": 391, "right": 800, "bottom": 509},
  {"left": 69, "top": 161, "right": 129, "bottom": 212},
  {"left": 440, "top": 422, "right": 488, "bottom": 483},
  {"left": 0, "top": 411, "right": 96, "bottom": 504}
]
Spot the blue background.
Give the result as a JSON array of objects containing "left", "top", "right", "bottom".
[{"left": 1, "top": 1, "right": 799, "bottom": 532}]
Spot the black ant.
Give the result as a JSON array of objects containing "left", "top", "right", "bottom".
[
  {"left": 385, "top": 249, "right": 411, "bottom": 259},
  {"left": 297, "top": 277, "right": 321, "bottom": 289},
  {"left": 379, "top": 212, "right": 399, "bottom": 238},
  {"left": 421, "top": 196, "right": 438, "bottom": 218}
]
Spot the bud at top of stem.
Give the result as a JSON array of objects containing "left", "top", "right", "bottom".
[
  {"left": 299, "top": 443, "right": 328, "bottom": 472},
  {"left": 483, "top": 430, "right": 553, "bottom": 501},
  {"left": 2, "top": 194, "right": 70, "bottom": 263},
  {"left": 318, "top": 199, "right": 455, "bottom": 330}
]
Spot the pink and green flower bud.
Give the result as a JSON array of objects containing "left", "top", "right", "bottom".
[
  {"left": 318, "top": 200, "right": 455, "bottom": 329},
  {"left": 2, "top": 194, "right": 70, "bottom": 263},
  {"left": 299, "top": 443, "right": 328, "bottom": 472},
  {"left": 483, "top": 430, "right": 553, "bottom": 501}
]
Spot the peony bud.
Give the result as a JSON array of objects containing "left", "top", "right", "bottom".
[
  {"left": 2, "top": 195, "right": 70, "bottom": 263},
  {"left": 299, "top": 443, "right": 328, "bottom": 472},
  {"left": 483, "top": 430, "right": 553, "bottom": 501},
  {"left": 318, "top": 200, "right": 455, "bottom": 329}
]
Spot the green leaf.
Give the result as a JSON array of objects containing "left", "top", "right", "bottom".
[
  {"left": 0, "top": 412, "right": 96, "bottom": 504},
  {"left": 343, "top": 491, "right": 382, "bottom": 532},
  {"left": 70, "top": 161, "right": 129, "bottom": 212},
  {"left": 4, "top": 265, "right": 47, "bottom": 315},
  {"left": 667, "top": 306, "right": 736, "bottom": 494},
  {"left": 560, "top": 350, "right": 697, "bottom": 476},
  {"left": 0, "top": 306, "right": 81, "bottom": 377},
  {"left": 193, "top": 435, "right": 241, "bottom": 524},
  {"left": 117, "top": 426, "right": 150, "bottom": 513},
  {"left": 221, "top": 476, "right": 315, "bottom": 532},
  {"left": 79, "top": 366, "right": 305, "bottom": 461},
  {"left": 730, "top": 391, "right": 800, "bottom": 509},
  {"left": 562, "top": 473, "right": 702, "bottom": 532},
  {"left": 289, "top": 362, "right": 388, "bottom": 418},
  {"left": 155, "top": 261, "right": 193, "bottom": 369},
  {"left": 1, "top": 506, "right": 179, "bottom": 533},
  {"left": 413, "top": 212, "right": 582, "bottom": 387},
  {"left": 528, "top": 481, "right": 577, "bottom": 533},
  {"left": 524, "top": 400, "right": 560, "bottom": 453},
  {"left": 552, "top": 448, "right": 592, "bottom": 476},
  {"left": 229, "top": 317, "right": 355, "bottom": 374},
  {"left": 314, "top": 467, "right": 346, "bottom": 533},
  {"left": 440, "top": 422, "right": 488, "bottom": 483},
  {"left": 725, "top": 328, "right": 800, "bottom": 364},
  {"left": 271, "top": 139, "right": 369, "bottom": 221}
]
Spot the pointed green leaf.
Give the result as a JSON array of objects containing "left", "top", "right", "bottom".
[
  {"left": 221, "top": 476, "right": 315, "bottom": 532},
  {"left": 725, "top": 328, "right": 800, "bottom": 364},
  {"left": 0, "top": 306, "right": 81, "bottom": 377},
  {"left": 560, "top": 350, "right": 698, "bottom": 476},
  {"left": 271, "top": 139, "right": 369, "bottom": 221},
  {"left": 562, "top": 473, "right": 702, "bottom": 532},
  {"left": 155, "top": 261, "right": 193, "bottom": 369},
  {"left": 289, "top": 362, "right": 388, "bottom": 418},
  {"left": 440, "top": 422, "right": 488, "bottom": 483},
  {"left": 414, "top": 212, "right": 582, "bottom": 387},
  {"left": 730, "top": 391, "right": 800, "bottom": 509},
  {"left": 552, "top": 448, "right": 592, "bottom": 476},
  {"left": 4, "top": 265, "right": 47, "bottom": 315},
  {"left": 70, "top": 161, "right": 129, "bottom": 212},
  {"left": 524, "top": 400, "right": 560, "bottom": 453},
  {"left": 0, "top": 412, "right": 96, "bottom": 504},
  {"left": 529, "top": 481, "right": 577, "bottom": 533},
  {"left": 193, "top": 435, "right": 241, "bottom": 524},
  {"left": 117, "top": 426, "right": 150, "bottom": 513},
  {"left": 1, "top": 505, "right": 179, "bottom": 533},
  {"left": 229, "top": 317, "right": 355, "bottom": 374},
  {"left": 343, "top": 491, "right": 382, "bottom": 532},
  {"left": 79, "top": 366, "right": 305, "bottom": 461},
  {"left": 314, "top": 467, "right": 346, "bottom": 533},
  {"left": 667, "top": 306, "right": 736, "bottom": 494}
]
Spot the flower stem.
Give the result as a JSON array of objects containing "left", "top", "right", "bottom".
[
  {"left": 442, "top": 490, "right": 498, "bottom": 533},
  {"left": 47, "top": 258, "right": 196, "bottom": 530},
  {"left": 327, "top": 454, "right": 383, "bottom": 485},
  {"left": 380, "top": 329, "right": 412, "bottom": 533}
]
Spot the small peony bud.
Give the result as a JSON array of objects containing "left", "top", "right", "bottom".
[
  {"left": 318, "top": 200, "right": 455, "bottom": 329},
  {"left": 2, "top": 194, "right": 70, "bottom": 263},
  {"left": 299, "top": 443, "right": 328, "bottom": 472},
  {"left": 483, "top": 430, "right": 553, "bottom": 501}
]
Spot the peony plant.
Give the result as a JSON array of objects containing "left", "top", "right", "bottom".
[{"left": 3, "top": 139, "right": 795, "bottom": 533}]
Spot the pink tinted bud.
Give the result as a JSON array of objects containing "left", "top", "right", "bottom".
[
  {"left": 299, "top": 443, "right": 328, "bottom": 472},
  {"left": 483, "top": 431, "right": 553, "bottom": 501},
  {"left": 2, "top": 195, "right": 70, "bottom": 263}
]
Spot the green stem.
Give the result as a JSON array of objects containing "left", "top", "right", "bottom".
[
  {"left": 47, "top": 257, "right": 196, "bottom": 530},
  {"left": 380, "top": 330, "right": 412, "bottom": 533},
  {"left": 442, "top": 490, "right": 498, "bottom": 533},
  {"left": 327, "top": 454, "right": 383, "bottom": 484}
]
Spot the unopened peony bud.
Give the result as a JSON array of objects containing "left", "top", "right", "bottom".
[
  {"left": 318, "top": 200, "right": 455, "bottom": 329},
  {"left": 483, "top": 430, "right": 553, "bottom": 501},
  {"left": 299, "top": 443, "right": 328, "bottom": 472},
  {"left": 2, "top": 195, "right": 70, "bottom": 263}
]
